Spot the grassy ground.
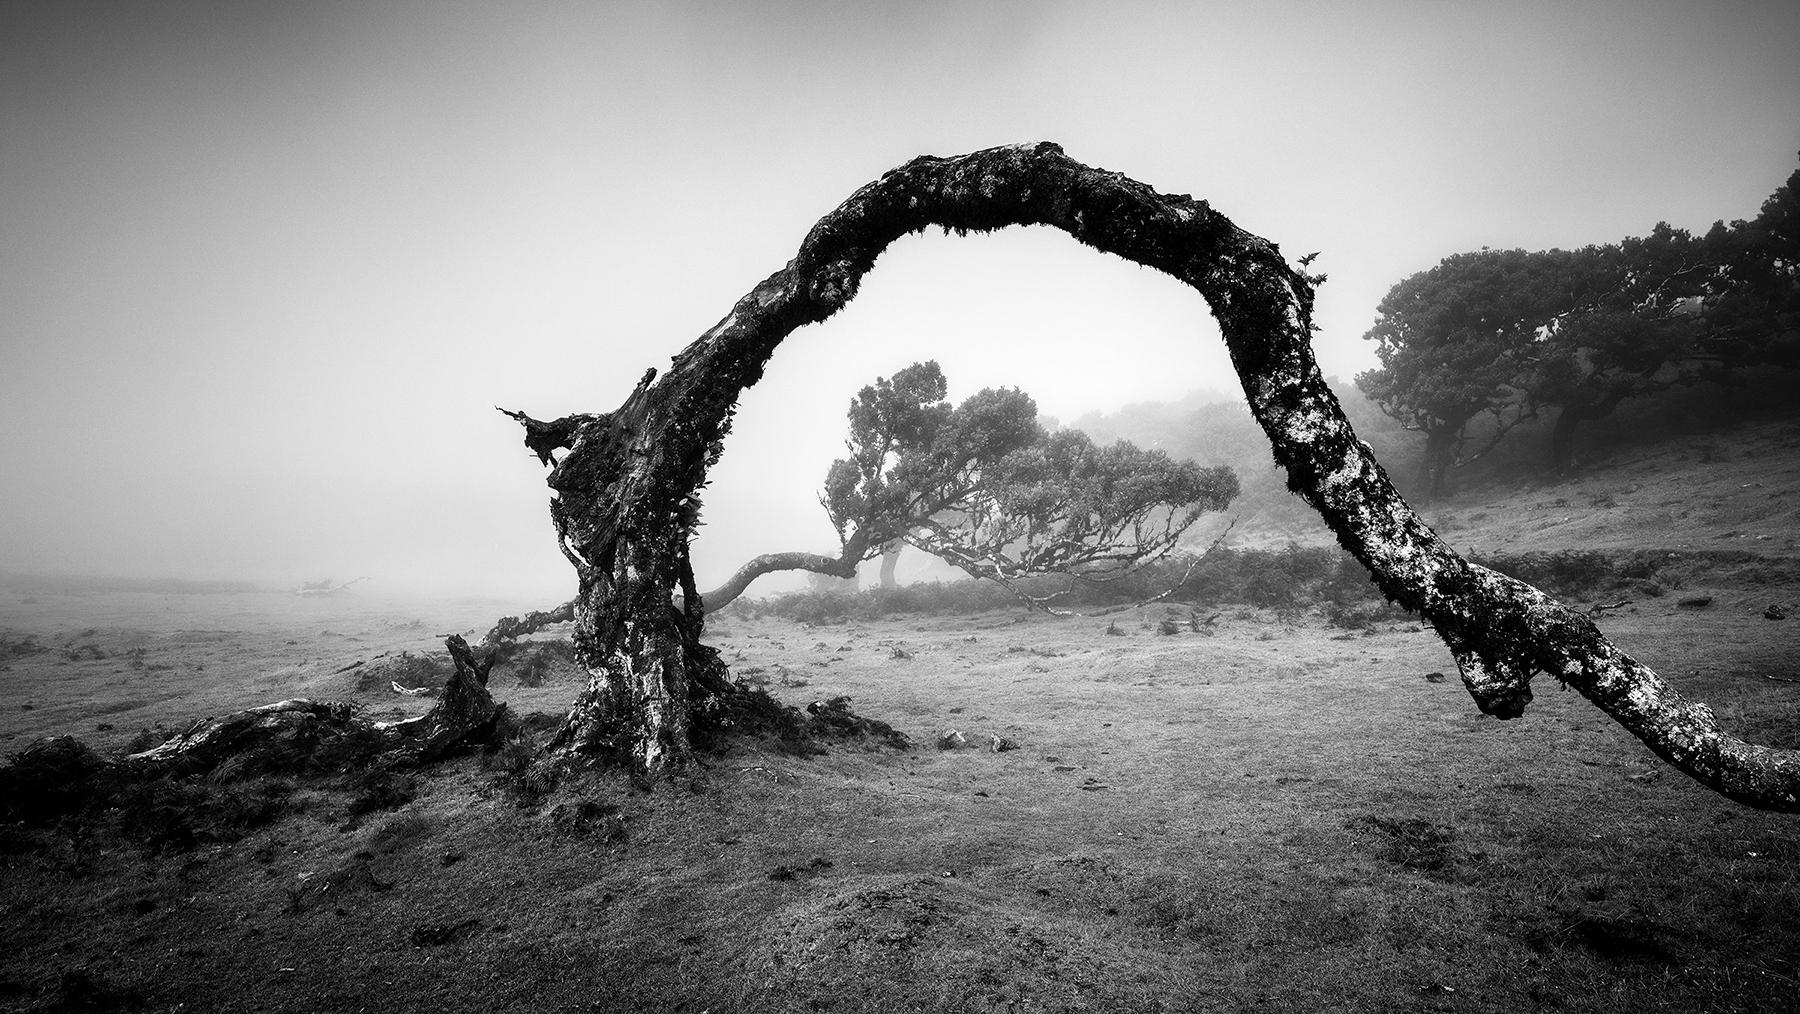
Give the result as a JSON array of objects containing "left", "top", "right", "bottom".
[
  {"left": 2, "top": 574, "right": 1797, "bottom": 1012},
  {"left": 5, "top": 413, "right": 1800, "bottom": 1012}
]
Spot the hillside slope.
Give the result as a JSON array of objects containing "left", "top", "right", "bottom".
[{"left": 1073, "top": 386, "right": 1800, "bottom": 562}]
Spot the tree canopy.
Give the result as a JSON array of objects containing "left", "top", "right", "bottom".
[
  {"left": 1357, "top": 153, "right": 1800, "bottom": 487},
  {"left": 821, "top": 361, "right": 1237, "bottom": 607},
  {"left": 1354, "top": 248, "right": 1565, "bottom": 496}
]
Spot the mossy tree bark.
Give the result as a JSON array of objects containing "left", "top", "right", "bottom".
[{"left": 509, "top": 142, "right": 1800, "bottom": 810}]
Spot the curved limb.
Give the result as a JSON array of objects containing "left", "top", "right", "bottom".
[{"left": 513, "top": 142, "right": 1800, "bottom": 806}]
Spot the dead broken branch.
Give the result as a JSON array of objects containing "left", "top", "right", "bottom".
[{"left": 125, "top": 635, "right": 501, "bottom": 775}]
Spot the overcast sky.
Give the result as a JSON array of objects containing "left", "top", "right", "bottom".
[{"left": 3, "top": 0, "right": 1797, "bottom": 601}]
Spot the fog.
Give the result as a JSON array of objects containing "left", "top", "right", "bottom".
[{"left": 3, "top": 1, "right": 1796, "bottom": 603}]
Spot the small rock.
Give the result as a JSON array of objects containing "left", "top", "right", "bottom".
[
  {"left": 1677, "top": 595, "right": 1713, "bottom": 608},
  {"left": 1423, "top": 672, "right": 1448, "bottom": 684},
  {"left": 1765, "top": 605, "right": 1787, "bottom": 620},
  {"left": 988, "top": 734, "right": 1018, "bottom": 753},
  {"left": 936, "top": 729, "right": 967, "bottom": 750}
]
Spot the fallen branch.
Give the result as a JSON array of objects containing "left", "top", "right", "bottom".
[{"left": 125, "top": 635, "right": 501, "bottom": 775}]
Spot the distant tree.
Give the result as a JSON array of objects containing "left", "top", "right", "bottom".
[
  {"left": 1701, "top": 155, "right": 1800, "bottom": 370},
  {"left": 1355, "top": 249, "right": 1567, "bottom": 497},
  {"left": 905, "top": 425, "right": 1238, "bottom": 606},
  {"left": 707, "top": 360, "right": 1238, "bottom": 611},
  {"left": 694, "top": 361, "right": 986, "bottom": 610},
  {"left": 1530, "top": 156, "right": 1800, "bottom": 470},
  {"left": 1360, "top": 155, "right": 1800, "bottom": 480}
]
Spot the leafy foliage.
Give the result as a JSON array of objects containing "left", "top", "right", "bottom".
[
  {"left": 1359, "top": 153, "right": 1800, "bottom": 486},
  {"left": 1355, "top": 248, "right": 1569, "bottom": 495},
  {"left": 823, "top": 361, "right": 1238, "bottom": 607}
]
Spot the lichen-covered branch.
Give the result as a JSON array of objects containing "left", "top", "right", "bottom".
[{"left": 513, "top": 142, "right": 1800, "bottom": 809}]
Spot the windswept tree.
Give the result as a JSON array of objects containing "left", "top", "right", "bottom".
[
  {"left": 906, "top": 426, "right": 1238, "bottom": 606},
  {"left": 705, "top": 360, "right": 1237, "bottom": 611},
  {"left": 692, "top": 361, "right": 975, "bottom": 609}
]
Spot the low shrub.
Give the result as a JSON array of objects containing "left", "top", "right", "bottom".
[
  {"left": 1471, "top": 550, "right": 1615, "bottom": 596},
  {"left": 0, "top": 736, "right": 110, "bottom": 823}
]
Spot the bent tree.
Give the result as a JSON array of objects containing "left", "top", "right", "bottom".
[
  {"left": 702, "top": 359, "right": 1237, "bottom": 612},
  {"left": 509, "top": 142, "right": 1800, "bottom": 809}
]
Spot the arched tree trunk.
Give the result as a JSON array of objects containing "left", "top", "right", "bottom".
[{"left": 509, "top": 142, "right": 1800, "bottom": 809}]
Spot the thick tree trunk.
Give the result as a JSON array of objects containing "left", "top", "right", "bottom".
[
  {"left": 510, "top": 142, "right": 1800, "bottom": 809},
  {"left": 879, "top": 541, "right": 901, "bottom": 590},
  {"left": 1550, "top": 392, "right": 1627, "bottom": 473},
  {"left": 1419, "top": 422, "right": 1463, "bottom": 500},
  {"left": 1549, "top": 409, "right": 1583, "bottom": 474}
]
